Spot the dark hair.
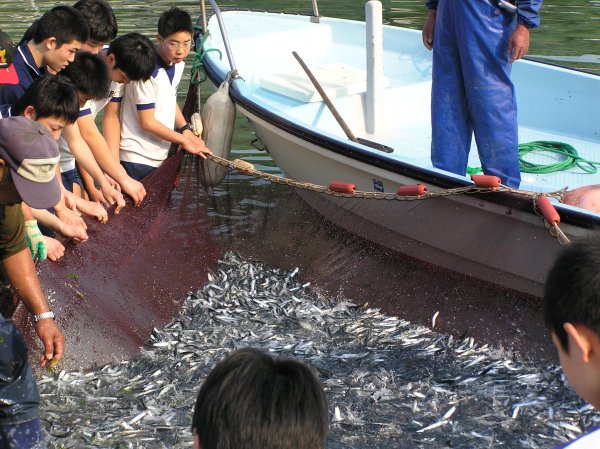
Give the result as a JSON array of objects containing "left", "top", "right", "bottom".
[
  {"left": 73, "top": 0, "right": 118, "bottom": 43},
  {"left": 13, "top": 75, "right": 79, "bottom": 124},
  {"left": 32, "top": 5, "right": 90, "bottom": 47},
  {"left": 59, "top": 52, "right": 110, "bottom": 100},
  {"left": 544, "top": 234, "right": 600, "bottom": 352},
  {"left": 157, "top": 7, "right": 193, "bottom": 38},
  {"left": 107, "top": 33, "right": 155, "bottom": 81},
  {"left": 192, "top": 348, "right": 329, "bottom": 449}
]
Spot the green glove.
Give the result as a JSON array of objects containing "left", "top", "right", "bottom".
[{"left": 25, "top": 219, "right": 46, "bottom": 262}]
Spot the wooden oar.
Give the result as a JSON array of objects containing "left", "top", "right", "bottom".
[{"left": 292, "top": 51, "right": 394, "bottom": 154}]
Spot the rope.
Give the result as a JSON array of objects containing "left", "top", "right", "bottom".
[
  {"left": 468, "top": 141, "right": 600, "bottom": 175},
  {"left": 190, "top": 31, "right": 222, "bottom": 85},
  {"left": 519, "top": 141, "right": 600, "bottom": 174},
  {"left": 202, "top": 153, "right": 570, "bottom": 246}
]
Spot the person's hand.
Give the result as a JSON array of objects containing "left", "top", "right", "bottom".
[
  {"left": 104, "top": 173, "right": 121, "bottom": 193},
  {"left": 24, "top": 219, "right": 46, "bottom": 261},
  {"left": 99, "top": 181, "right": 126, "bottom": 214},
  {"left": 63, "top": 190, "right": 79, "bottom": 211},
  {"left": 33, "top": 317, "right": 64, "bottom": 368},
  {"left": 180, "top": 130, "right": 213, "bottom": 159},
  {"left": 56, "top": 214, "right": 88, "bottom": 242},
  {"left": 422, "top": 10, "right": 436, "bottom": 50},
  {"left": 119, "top": 176, "right": 146, "bottom": 207},
  {"left": 56, "top": 203, "right": 87, "bottom": 231},
  {"left": 72, "top": 197, "right": 109, "bottom": 224},
  {"left": 508, "top": 23, "right": 530, "bottom": 63},
  {"left": 44, "top": 236, "right": 65, "bottom": 262},
  {"left": 87, "top": 186, "right": 108, "bottom": 206}
]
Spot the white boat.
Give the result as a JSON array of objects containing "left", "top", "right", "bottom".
[{"left": 199, "top": 3, "right": 600, "bottom": 297}]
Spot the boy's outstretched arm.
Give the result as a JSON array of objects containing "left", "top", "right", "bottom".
[
  {"left": 2, "top": 247, "right": 64, "bottom": 368},
  {"left": 63, "top": 123, "right": 126, "bottom": 213},
  {"left": 78, "top": 113, "right": 147, "bottom": 206},
  {"left": 102, "top": 101, "right": 123, "bottom": 164}
]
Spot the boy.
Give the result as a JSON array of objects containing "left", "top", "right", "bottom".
[
  {"left": 544, "top": 235, "right": 600, "bottom": 447},
  {"left": 13, "top": 75, "right": 90, "bottom": 257},
  {"left": 0, "top": 5, "right": 89, "bottom": 105},
  {"left": 192, "top": 348, "right": 329, "bottom": 449},
  {"left": 55, "top": 52, "right": 125, "bottom": 211},
  {"left": 73, "top": 0, "right": 118, "bottom": 54},
  {"left": 0, "top": 116, "right": 65, "bottom": 448},
  {"left": 71, "top": 33, "right": 155, "bottom": 205},
  {"left": 118, "top": 7, "right": 211, "bottom": 182},
  {"left": 22, "top": 0, "right": 117, "bottom": 56}
]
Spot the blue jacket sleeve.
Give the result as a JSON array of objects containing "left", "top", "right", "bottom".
[
  {"left": 517, "top": 0, "right": 543, "bottom": 28},
  {"left": 0, "top": 83, "right": 25, "bottom": 106},
  {"left": 425, "top": 0, "right": 438, "bottom": 10}
]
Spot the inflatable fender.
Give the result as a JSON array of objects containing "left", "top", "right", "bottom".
[{"left": 200, "top": 80, "right": 236, "bottom": 186}]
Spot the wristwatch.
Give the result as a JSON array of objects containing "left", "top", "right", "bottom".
[
  {"left": 177, "top": 123, "right": 194, "bottom": 134},
  {"left": 33, "top": 311, "right": 55, "bottom": 322}
]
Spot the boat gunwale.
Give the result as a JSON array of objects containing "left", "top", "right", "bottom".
[{"left": 200, "top": 9, "right": 600, "bottom": 230}]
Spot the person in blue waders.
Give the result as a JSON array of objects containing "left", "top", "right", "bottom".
[{"left": 422, "top": 0, "right": 543, "bottom": 189}]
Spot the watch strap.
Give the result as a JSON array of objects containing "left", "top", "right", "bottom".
[{"left": 33, "top": 311, "right": 55, "bottom": 322}]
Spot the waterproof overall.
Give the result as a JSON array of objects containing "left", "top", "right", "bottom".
[{"left": 430, "top": 0, "right": 522, "bottom": 188}]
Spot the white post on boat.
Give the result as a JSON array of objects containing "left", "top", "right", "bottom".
[
  {"left": 311, "top": 0, "right": 320, "bottom": 23},
  {"left": 365, "top": 0, "right": 383, "bottom": 135}
]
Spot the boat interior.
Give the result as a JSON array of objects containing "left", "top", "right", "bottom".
[{"left": 205, "top": 11, "right": 600, "bottom": 213}]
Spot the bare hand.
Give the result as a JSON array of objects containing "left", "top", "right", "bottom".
[
  {"left": 120, "top": 176, "right": 147, "bottom": 207},
  {"left": 57, "top": 215, "right": 88, "bottom": 242},
  {"left": 508, "top": 24, "right": 530, "bottom": 63},
  {"left": 72, "top": 198, "right": 109, "bottom": 224},
  {"left": 422, "top": 11, "right": 436, "bottom": 50},
  {"left": 44, "top": 236, "right": 65, "bottom": 261},
  {"left": 34, "top": 318, "right": 64, "bottom": 368},
  {"left": 100, "top": 182, "right": 126, "bottom": 214},
  {"left": 181, "top": 130, "right": 213, "bottom": 159}
]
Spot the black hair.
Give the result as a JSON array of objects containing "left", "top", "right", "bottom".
[
  {"left": 157, "top": 7, "right": 193, "bottom": 38},
  {"left": 59, "top": 51, "right": 110, "bottom": 100},
  {"left": 192, "top": 348, "right": 329, "bottom": 449},
  {"left": 32, "top": 5, "right": 90, "bottom": 47},
  {"left": 107, "top": 33, "right": 155, "bottom": 81},
  {"left": 544, "top": 234, "right": 600, "bottom": 352},
  {"left": 73, "top": 0, "right": 118, "bottom": 43},
  {"left": 13, "top": 75, "right": 79, "bottom": 124}
]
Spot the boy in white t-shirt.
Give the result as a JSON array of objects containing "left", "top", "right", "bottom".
[
  {"left": 118, "top": 6, "right": 211, "bottom": 181},
  {"left": 63, "top": 33, "right": 155, "bottom": 206}
]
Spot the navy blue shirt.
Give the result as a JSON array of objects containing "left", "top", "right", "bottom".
[
  {"left": 425, "top": 0, "right": 543, "bottom": 28},
  {"left": 0, "top": 43, "right": 46, "bottom": 105}
]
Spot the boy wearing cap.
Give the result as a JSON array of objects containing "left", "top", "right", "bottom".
[
  {"left": 0, "top": 5, "right": 89, "bottom": 105},
  {"left": 0, "top": 116, "right": 65, "bottom": 449},
  {"left": 545, "top": 235, "right": 600, "bottom": 448}
]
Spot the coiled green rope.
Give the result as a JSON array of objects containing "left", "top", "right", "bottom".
[
  {"left": 190, "top": 30, "right": 223, "bottom": 85},
  {"left": 467, "top": 141, "right": 600, "bottom": 175}
]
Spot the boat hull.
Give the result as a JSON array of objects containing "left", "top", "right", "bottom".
[{"left": 237, "top": 106, "right": 588, "bottom": 297}]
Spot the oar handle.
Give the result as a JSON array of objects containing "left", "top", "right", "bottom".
[{"left": 292, "top": 51, "right": 358, "bottom": 143}]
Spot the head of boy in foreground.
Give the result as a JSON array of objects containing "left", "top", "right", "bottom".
[
  {"left": 156, "top": 7, "right": 193, "bottom": 65},
  {"left": 192, "top": 348, "right": 329, "bottom": 449},
  {"left": 544, "top": 234, "right": 600, "bottom": 409}
]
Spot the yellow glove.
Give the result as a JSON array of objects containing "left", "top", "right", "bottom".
[{"left": 25, "top": 219, "right": 46, "bottom": 262}]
